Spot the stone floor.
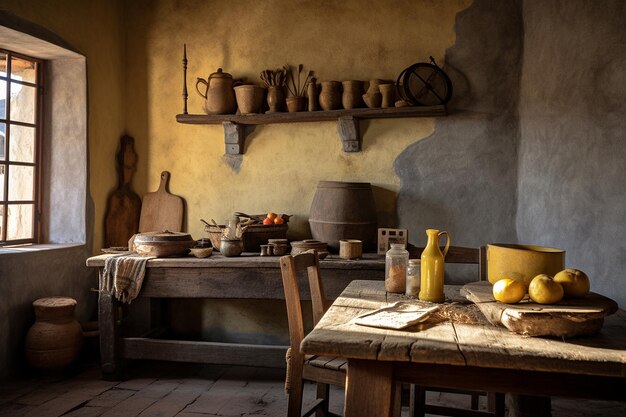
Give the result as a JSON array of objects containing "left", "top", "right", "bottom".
[{"left": 0, "top": 361, "right": 624, "bottom": 416}]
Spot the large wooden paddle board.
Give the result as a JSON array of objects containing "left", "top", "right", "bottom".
[
  {"left": 139, "top": 171, "right": 184, "bottom": 233},
  {"left": 104, "top": 135, "right": 141, "bottom": 248},
  {"left": 461, "top": 281, "right": 618, "bottom": 338}
]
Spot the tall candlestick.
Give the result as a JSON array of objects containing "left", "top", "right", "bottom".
[{"left": 182, "top": 43, "right": 188, "bottom": 114}]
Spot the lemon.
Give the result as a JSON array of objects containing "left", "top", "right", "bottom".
[
  {"left": 492, "top": 278, "right": 526, "bottom": 303},
  {"left": 528, "top": 274, "right": 564, "bottom": 304},
  {"left": 553, "top": 268, "right": 590, "bottom": 298}
]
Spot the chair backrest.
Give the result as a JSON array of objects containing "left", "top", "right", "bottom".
[
  {"left": 408, "top": 244, "right": 487, "bottom": 281},
  {"left": 279, "top": 251, "right": 328, "bottom": 352}
]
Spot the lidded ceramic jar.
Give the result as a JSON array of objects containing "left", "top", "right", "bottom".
[
  {"left": 195, "top": 68, "right": 238, "bottom": 115},
  {"left": 25, "top": 297, "right": 83, "bottom": 370}
]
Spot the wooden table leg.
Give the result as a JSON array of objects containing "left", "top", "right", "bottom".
[
  {"left": 99, "top": 290, "right": 122, "bottom": 380},
  {"left": 345, "top": 359, "right": 396, "bottom": 417}
]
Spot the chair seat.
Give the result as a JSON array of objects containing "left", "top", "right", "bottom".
[
  {"left": 305, "top": 355, "right": 348, "bottom": 372},
  {"left": 303, "top": 355, "right": 347, "bottom": 388}
]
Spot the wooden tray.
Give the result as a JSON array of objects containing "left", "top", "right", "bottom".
[{"left": 461, "top": 281, "right": 619, "bottom": 338}]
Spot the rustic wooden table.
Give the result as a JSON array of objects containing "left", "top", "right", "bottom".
[
  {"left": 300, "top": 280, "right": 626, "bottom": 417},
  {"left": 86, "top": 253, "right": 384, "bottom": 380}
]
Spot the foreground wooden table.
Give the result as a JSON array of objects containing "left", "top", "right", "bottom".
[
  {"left": 86, "top": 253, "right": 384, "bottom": 379},
  {"left": 300, "top": 280, "right": 626, "bottom": 417}
]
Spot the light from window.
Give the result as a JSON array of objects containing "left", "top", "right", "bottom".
[{"left": 0, "top": 49, "right": 42, "bottom": 245}]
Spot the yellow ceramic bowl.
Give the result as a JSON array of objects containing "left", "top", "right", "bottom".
[{"left": 487, "top": 244, "right": 565, "bottom": 287}]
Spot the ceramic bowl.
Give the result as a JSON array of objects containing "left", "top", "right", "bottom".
[{"left": 487, "top": 244, "right": 565, "bottom": 286}]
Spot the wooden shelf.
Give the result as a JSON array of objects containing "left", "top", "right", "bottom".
[{"left": 176, "top": 105, "right": 447, "bottom": 154}]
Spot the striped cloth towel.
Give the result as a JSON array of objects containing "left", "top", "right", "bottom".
[{"left": 102, "top": 253, "right": 155, "bottom": 304}]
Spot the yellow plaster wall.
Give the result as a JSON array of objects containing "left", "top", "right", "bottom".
[
  {"left": 0, "top": 0, "right": 126, "bottom": 251},
  {"left": 125, "top": 0, "right": 471, "bottom": 242}
]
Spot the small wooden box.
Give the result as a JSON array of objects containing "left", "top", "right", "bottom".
[{"left": 377, "top": 228, "right": 408, "bottom": 254}]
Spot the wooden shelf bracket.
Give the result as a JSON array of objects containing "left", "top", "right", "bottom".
[
  {"left": 223, "top": 121, "right": 245, "bottom": 155},
  {"left": 337, "top": 116, "right": 360, "bottom": 152}
]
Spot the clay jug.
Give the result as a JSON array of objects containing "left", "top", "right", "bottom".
[
  {"left": 418, "top": 229, "right": 450, "bottom": 303},
  {"left": 379, "top": 83, "right": 396, "bottom": 108},
  {"left": 318, "top": 81, "right": 342, "bottom": 111},
  {"left": 362, "top": 79, "right": 382, "bottom": 108},
  {"left": 341, "top": 80, "right": 364, "bottom": 109},
  {"left": 195, "top": 68, "right": 237, "bottom": 114},
  {"left": 266, "top": 85, "right": 284, "bottom": 113},
  {"left": 25, "top": 297, "right": 83, "bottom": 370}
]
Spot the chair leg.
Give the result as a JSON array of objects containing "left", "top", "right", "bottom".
[
  {"left": 287, "top": 378, "right": 304, "bottom": 417},
  {"left": 409, "top": 385, "right": 426, "bottom": 417},
  {"left": 315, "top": 383, "right": 330, "bottom": 417}
]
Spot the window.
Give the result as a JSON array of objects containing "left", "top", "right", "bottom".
[{"left": 0, "top": 49, "right": 43, "bottom": 245}]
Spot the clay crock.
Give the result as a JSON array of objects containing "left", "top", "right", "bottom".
[{"left": 25, "top": 297, "right": 83, "bottom": 370}]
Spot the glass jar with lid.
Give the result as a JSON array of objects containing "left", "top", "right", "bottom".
[
  {"left": 406, "top": 259, "right": 420, "bottom": 297},
  {"left": 385, "top": 243, "right": 409, "bottom": 293}
]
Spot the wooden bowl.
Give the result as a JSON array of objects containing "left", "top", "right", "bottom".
[
  {"left": 290, "top": 240, "right": 329, "bottom": 259},
  {"left": 190, "top": 247, "right": 213, "bottom": 258},
  {"left": 131, "top": 231, "right": 195, "bottom": 258}
]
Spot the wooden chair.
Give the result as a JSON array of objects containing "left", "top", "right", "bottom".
[
  {"left": 406, "top": 245, "right": 505, "bottom": 417},
  {"left": 280, "top": 251, "right": 345, "bottom": 417}
]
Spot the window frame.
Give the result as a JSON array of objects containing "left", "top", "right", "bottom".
[{"left": 0, "top": 48, "right": 44, "bottom": 245}]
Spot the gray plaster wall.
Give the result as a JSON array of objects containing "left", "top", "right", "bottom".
[
  {"left": 518, "top": 1, "right": 626, "bottom": 307},
  {"left": 396, "top": 0, "right": 522, "bottom": 274},
  {"left": 0, "top": 245, "right": 96, "bottom": 380}
]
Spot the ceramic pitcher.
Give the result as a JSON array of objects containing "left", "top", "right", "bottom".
[
  {"left": 418, "top": 229, "right": 450, "bottom": 303},
  {"left": 195, "top": 68, "right": 237, "bottom": 114}
]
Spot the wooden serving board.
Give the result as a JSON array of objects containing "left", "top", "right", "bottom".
[
  {"left": 139, "top": 171, "right": 184, "bottom": 233},
  {"left": 461, "top": 281, "right": 619, "bottom": 338}
]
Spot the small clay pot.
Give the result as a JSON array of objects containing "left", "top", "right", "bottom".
[
  {"left": 339, "top": 239, "right": 363, "bottom": 260},
  {"left": 286, "top": 96, "right": 306, "bottom": 112},
  {"left": 260, "top": 244, "right": 272, "bottom": 256},
  {"left": 220, "top": 238, "right": 244, "bottom": 257},
  {"left": 235, "top": 85, "right": 266, "bottom": 114},
  {"left": 318, "top": 81, "right": 342, "bottom": 111},
  {"left": 363, "top": 79, "right": 382, "bottom": 108},
  {"left": 266, "top": 86, "right": 284, "bottom": 113},
  {"left": 341, "top": 80, "right": 364, "bottom": 109},
  {"left": 379, "top": 84, "right": 396, "bottom": 108},
  {"left": 271, "top": 243, "right": 289, "bottom": 256},
  {"left": 363, "top": 93, "right": 382, "bottom": 108}
]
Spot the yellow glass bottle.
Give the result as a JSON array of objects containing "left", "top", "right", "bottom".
[{"left": 418, "top": 229, "right": 451, "bottom": 303}]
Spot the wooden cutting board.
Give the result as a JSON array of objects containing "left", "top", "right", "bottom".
[
  {"left": 139, "top": 171, "right": 184, "bottom": 233},
  {"left": 461, "top": 281, "right": 619, "bottom": 338},
  {"left": 104, "top": 135, "right": 141, "bottom": 248}
]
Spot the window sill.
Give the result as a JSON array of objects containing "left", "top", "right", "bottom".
[{"left": 0, "top": 243, "right": 85, "bottom": 255}]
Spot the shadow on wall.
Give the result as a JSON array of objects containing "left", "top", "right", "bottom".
[{"left": 395, "top": 0, "right": 523, "bottom": 248}]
